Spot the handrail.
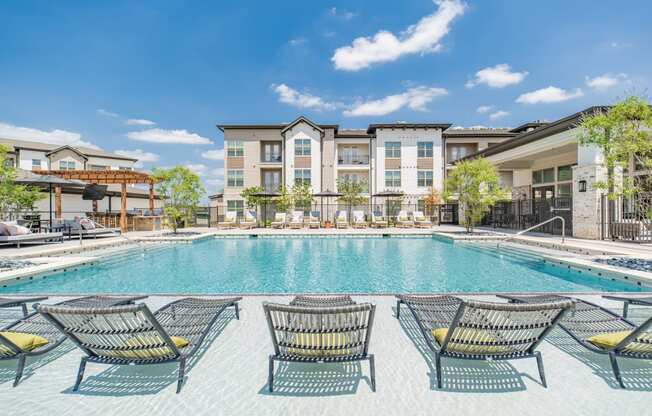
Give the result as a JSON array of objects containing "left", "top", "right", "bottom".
[{"left": 499, "top": 216, "right": 565, "bottom": 247}]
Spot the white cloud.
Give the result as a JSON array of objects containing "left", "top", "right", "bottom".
[
  {"left": 466, "top": 64, "right": 528, "bottom": 88},
  {"left": 201, "top": 149, "right": 225, "bottom": 161},
  {"left": 126, "top": 128, "right": 213, "bottom": 144},
  {"left": 489, "top": 110, "right": 509, "bottom": 120},
  {"left": 331, "top": 0, "right": 466, "bottom": 71},
  {"left": 208, "top": 168, "right": 224, "bottom": 177},
  {"left": 476, "top": 105, "right": 493, "bottom": 114},
  {"left": 114, "top": 149, "right": 160, "bottom": 168},
  {"left": 343, "top": 86, "right": 448, "bottom": 117},
  {"left": 585, "top": 73, "right": 628, "bottom": 90},
  {"left": 289, "top": 37, "right": 307, "bottom": 46},
  {"left": 272, "top": 83, "right": 339, "bottom": 111},
  {"left": 330, "top": 7, "right": 357, "bottom": 20},
  {"left": 186, "top": 163, "right": 208, "bottom": 176},
  {"left": 126, "top": 118, "right": 156, "bottom": 126},
  {"left": 205, "top": 178, "right": 224, "bottom": 189},
  {"left": 516, "top": 86, "right": 584, "bottom": 104},
  {"left": 0, "top": 122, "right": 100, "bottom": 149},
  {"left": 96, "top": 108, "right": 119, "bottom": 118}
]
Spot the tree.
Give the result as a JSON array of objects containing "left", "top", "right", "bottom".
[
  {"left": 444, "top": 158, "right": 507, "bottom": 233},
  {"left": 421, "top": 187, "right": 442, "bottom": 218},
  {"left": 291, "top": 182, "right": 313, "bottom": 211},
  {"left": 274, "top": 185, "right": 293, "bottom": 213},
  {"left": 578, "top": 95, "right": 652, "bottom": 199},
  {"left": 151, "top": 166, "right": 204, "bottom": 233},
  {"left": 0, "top": 145, "right": 44, "bottom": 220},
  {"left": 337, "top": 178, "right": 367, "bottom": 219},
  {"left": 240, "top": 186, "right": 264, "bottom": 208}
]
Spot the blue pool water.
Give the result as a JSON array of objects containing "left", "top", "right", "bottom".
[{"left": 0, "top": 237, "right": 648, "bottom": 294}]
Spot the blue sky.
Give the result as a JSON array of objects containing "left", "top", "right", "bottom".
[{"left": 1, "top": 0, "right": 650, "bottom": 192}]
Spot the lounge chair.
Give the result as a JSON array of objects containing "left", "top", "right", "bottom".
[
  {"left": 371, "top": 211, "right": 388, "bottom": 228},
  {"left": 218, "top": 211, "right": 238, "bottom": 229},
  {"left": 498, "top": 294, "right": 652, "bottom": 388},
  {"left": 0, "top": 296, "right": 48, "bottom": 317},
  {"left": 289, "top": 210, "right": 304, "bottom": 229},
  {"left": 352, "top": 210, "right": 367, "bottom": 228},
  {"left": 263, "top": 302, "right": 376, "bottom": 392},
  {"left": 0, "top": 295, "right": 147, "bottom": 387},
  {"left": 37, "top": 296, "right": 242, "bottom": 393},
  {"left": 602, "top": 294, "right": 652, "bottom": 318},
  {"left": 0, "top": 232, "right": 63, "bottom": 248},
  {"left": 335, "top": 211, "right": 349, "bottom": 229},
  {"left": 271, "top": 212, "right": 287, "bottom": 229},
  {"left": 308, "top": 211, "right": 321, "bottom": 229},
  {"left": 413, "top": 211, "right": 432, "bottom": 228},
  {"left": 396, "top": 295, "right": 572, "bottom": 388},
  {"left": 290, "top": 295, "right": 356, "bottom": 307},
  {"left": 240, "top": 210, "right": 257, "bottom": 229},
  {"left": 396, "top": 210, "right": 414, "bottom": 228}
]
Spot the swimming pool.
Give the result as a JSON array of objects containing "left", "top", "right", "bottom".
[{"left": 0, "top": 237, "right": 648, "bottom": 294}]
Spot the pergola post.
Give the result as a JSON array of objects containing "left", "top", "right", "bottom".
[
  {"left": 149, "top": 182, "right": 155, "bottom": 211},
  {"left": 120, "top": 183, "right": 127, "bottom": 233},
  {"left": 54, "top": 186, "right": 62, "bottom": 219}
]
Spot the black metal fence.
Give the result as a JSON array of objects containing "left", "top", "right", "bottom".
[
  {"left": 207, "top": 203, "right": 459, "bottom": 227},
  {"left": 481, "top": 197, "right": 573, "bottom": 236},
  {"left": 601, "top": 193, "right": 652, "bottom": 243}
]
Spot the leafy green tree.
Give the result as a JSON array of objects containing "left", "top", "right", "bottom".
[
  {"left": 578, "top": 95, "right": 652, "bottom": 199},
  {"left": 0, "top": 145, "right": 44, "bottom": 220},
  {"left": 274, "top": 185, "right": 293, "bottom": 213},
  {"left": 337, "top": 178, "right": 367, "bottom": 219},
  {"left": 291, "top": 182, "right": 313, "bottom": 211},
  {"left": 240, "top": 186, "right": 264, "bottom": 208},
  {"left": 152, "top": 166, "right": 204, "bottom": 233},
  {"left": 444, "top": 158, "right": 508, "bottom": 233}
]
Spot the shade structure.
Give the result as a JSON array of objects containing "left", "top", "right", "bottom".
[
  {"left": 252, "top": 191, "right": 280, "bottom": 227},
  {"left": 313, "top": 190, "right": 343, "bottom": 224},
  {"left": 13, "top": 169, "right": 87, "bottom": 226},
  {"left": 372, "top": 191, "right": 404, "bottom": 224}
]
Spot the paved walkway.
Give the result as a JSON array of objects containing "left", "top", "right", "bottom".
[{"left": 0, "top": 295, "right": 650, "bottom": 416}]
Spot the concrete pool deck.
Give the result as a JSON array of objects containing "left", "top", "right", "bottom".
[{"left": 0, "top": 294, "right": 650, "bottom": 416}]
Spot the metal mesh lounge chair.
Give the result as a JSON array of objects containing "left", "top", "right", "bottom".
[
  {"left": 263, "top": 302, "right": 376, "bottom": 392},
  {"left": 271, "top": 212, "right": 287, "bottom": 229},
  {"left": 0, "top": 296, "right": 48, "bottom": 317},
  {"left": 239, "top": 210, "right": 257, "bottom": 229},
  {"left": 290, "top": 295, "right": 356, "bottom": 307},
  {"left": 497, "top": 294, "right": 652, "bottom": 388},
  {"left": 289, "top": 210, "right": 304, "bottom": 229},
  {"left": 0, "top": 295, "right": 147, "bottom": 387},
  {"left": 602, "top": 294, "right": 652, "bottom": 318},
  {"left": 37, "top": 296, "right": 242, "bottom": 393},
  {"left": 396, "top": 295, "right": 572, "bottom": 388}
]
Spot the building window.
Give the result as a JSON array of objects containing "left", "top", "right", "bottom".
[
  {"left": 31, "top": 159, "right": 41, "bottom": 170},
  {"left": 557, "top": 165, "right": 573, "bottom": 182},
  {"left": 262, "top": 142, "right": 282, "bottom": 162},
  {"left": 89, "top": 164, "right": 108, "bottom": 170},
  {"left": 447, "top": 144, "right": 477, "bottom": 162},
  {"left": 417, "top": 171, "right": 433, "bottom": 187},
  {"left": 227, "top": 140, "right": 244, "bottom": 157},
  {"left": 338, "top": 173, "right": 368, "bottom": 192},
  {"left": 385, "top": 170, "right": 401, "bottom": 187},
  {"left": 59, "top": 160, "right": 76, "bottom": 170},
  {"left": 532, "top": 168, "right": 554, "bottom": 184},
  {"left": 118, "top": 166, "right": 133, "bottom": 171},
  {"left": 295, "top": 139, "right": 311, "bottom": 156},
  {"left": 227, "top": 200, "right": 244, "bottom": 217},
  {"left": 294, "top": 169, "right": 311, "bottom": 186},
  {"left": 227, "top": 170, "right": 244, "bottom": 187},
  {"left": 417, "top": 142, "right": 433, "bottom": 158},
  {"left": 557, "top": 183, "right": 572, "bottom": 197},
  {"left": 385, "top": 142, "right": 401, "bottom": 158}
]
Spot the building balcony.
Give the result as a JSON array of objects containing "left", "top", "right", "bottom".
[{"left": 338, "top": 154, "right": 369, "bottom": 166}]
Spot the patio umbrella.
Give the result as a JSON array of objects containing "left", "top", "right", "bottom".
[
  {"left": 13, "top": 169, "right": 86, "bottom": 226},
  {"left": 313, "top": 190, "right": 342, "bottom": 224},
  {"left": 252, "top": 191, "right": 280, "bottom": 227},
  {"left": 372, "top": 191, "right": 404, "bottom": 224}
]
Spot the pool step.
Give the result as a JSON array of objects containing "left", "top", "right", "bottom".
[{"left": 462, "top": 243, "right": 543, "bottom": 264}]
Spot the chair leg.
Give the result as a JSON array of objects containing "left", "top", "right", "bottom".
[
  {"left": 369, "top": 354, "right": 376, "bottom": 392},
  {"left": 234, "top": 303, "right": 240, "bottom": 320},
  {"left": 435, "top": 353, "right": 443, "bottom": 389},
  {"left": 73, "top": 358, "right": 87, "bottom": 392},
  {"left": 609, "top": 353, "right": 625, "bottom": 388},
  {"left": 268, "top": 356, "right": 275, "bottom": 392},
  {"left": 13, "top": 355, "right": 26, "bottom": 387},
  {"left": 396, "top": 300, "right": 401, "bottom": 319},
  {"left": 535, "top": 352, "right": 547, "bottom": 387},
  {"left": 21, "top": 303, "right": 28, "bottom": 317},
  {"left": 176, "top": 358, "right": 186, "bottom": 394},
  {"left": 622, "top": 303, "right": 629, "bottom": 319}
]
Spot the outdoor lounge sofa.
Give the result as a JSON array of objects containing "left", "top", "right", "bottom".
[
  {"left": 352, "top": 210, "right": 367, "bottom": 228},
  {"left": 289, "top": 210, "right": 304, "bottom": 229},
  {"left": 263, "top": 301, "right": 376, "bottom": 392},
  {"left": 413, "top": 211, "right": 432, "bottom": 228},
  {"left": 37, "top": 296, "right": 242, "bottom": 393},
  {"left": 0, "top": 232, "right": 63, "bottom": 248},
  {"left": 271, "top": 212, "right": 287, "bottom": 229},
  {"left": 308, "top": 211, "right": 321, "bottom": 229},
  {"left": 498, "top": 294, "right": 652, "bottom": 388},
  {"left": 335, "top": 211, "right": 349, "bottom": 229},
  {"left": 396, "top": 211, "right": 414, "bottom": 228},
  {"left": 52, "top": 218, "right": 120, "bottom": 239},
  {"left": 396, "top": 295, "right": 572, "bottom": 388},
  {"left": 218, "top": 211, "right": 238, "bottom": 229},
  {"left": 240, "top": 210, "right": 257, "bottom": 229},
  {"left": 0, "top": 295, "right": 147, "bottom": 387},
  {"left": 371, "top": 211, "right": 388, "bottom": 228}
]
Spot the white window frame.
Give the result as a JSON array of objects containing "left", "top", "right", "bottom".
[
  {"left": 385, "top": 170, "right": 401, "bottom": 187},
  {"left": 417, "top": 142, "right": 433, "bottom": 158},
  {"left": 227, "top": 140, "right": 244, "bottom": 157},
  {"left": 385, "top": 142, "right": 401, "bottom": 158},
  {"left": 294, "top": 169, "right": 311, "bottom": 186},
  {"left": 227, "top": 169, "right": 244, "bottom": 187},
  {"left": 295, "top": 139, "right": 311, "bottom": 156},
  {"left": 59, "top": 160, "right": 76, "bottom": 170},
  {"left": 417, "top": 170, "right": 433, "bottom": 187}
]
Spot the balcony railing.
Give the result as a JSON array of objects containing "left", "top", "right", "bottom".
[
  {"left": 262, "top": 154, "right": 282, "bottom": 163},
  {"left": 338, "top": 155, "right": 369, "bottom": 165}
]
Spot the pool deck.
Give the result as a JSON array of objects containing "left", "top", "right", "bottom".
[{"left": 0, "top": 294, "right": 650, "bottom": 416}]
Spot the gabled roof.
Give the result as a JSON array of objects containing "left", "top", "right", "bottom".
[
  {"left": 509, "top": 121, "right": 549, "bottom": 134},
  {"left": 45, "top": 145, "right": 89, "bottom": 160},
  {"left": 367, "top": 123, "right": 452, "bottom": 134},
  {"left": 0, "top": 138, "right": 138, "bottom": 161},
  {"left": 444, "top": 127, "right": 516, "bottom": 138},
  {"left": 280, "top": 116, "right": 324, "bottom": 134}
]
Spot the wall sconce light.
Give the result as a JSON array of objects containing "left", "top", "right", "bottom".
[{"left": 578, "top": 180, "right": 587, "bottom": 192}]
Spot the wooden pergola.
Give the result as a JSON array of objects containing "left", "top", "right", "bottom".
[{"left": 42, "top": 170, "right": 156, "bottom": 233}]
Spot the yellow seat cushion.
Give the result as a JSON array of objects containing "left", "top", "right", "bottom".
[
  {"left": 101, "top": 335, "right": 189, "bottom": 360},
  {"left": 586, "top": 331, "right": 632, "bottom": 350},
  {"left": 0, "top": 331, "right": 49, "bottom": 352},
  {"left": 287, "top": 333, "right": 352, "bottom": 357},
  {"left": 432, "top": 328, "right": 509, "bottom": 355}
]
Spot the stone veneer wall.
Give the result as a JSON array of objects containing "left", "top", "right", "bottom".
[
  {"left": 572, "top": 164, "right": 607, "bottom": 239},
  {"left": 511, "top": 185, "right": 530, "bottom": 200}
]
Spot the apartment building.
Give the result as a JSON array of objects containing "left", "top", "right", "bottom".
[{"left": 218, "top": 116, "right": 517, "bottom": 213}]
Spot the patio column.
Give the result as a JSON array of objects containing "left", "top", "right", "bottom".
[
  {"left": 54, "top": 186, "right": 62, "bottom": 219},
  {"left": 572, "top": 144, "right": 607, "bottom": 239},
  {"left": 120, "top": 182, "right": 127, "bottom": 233},
  {"left": 148, "top": 182, "right": 155, "bottom": 211}
]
